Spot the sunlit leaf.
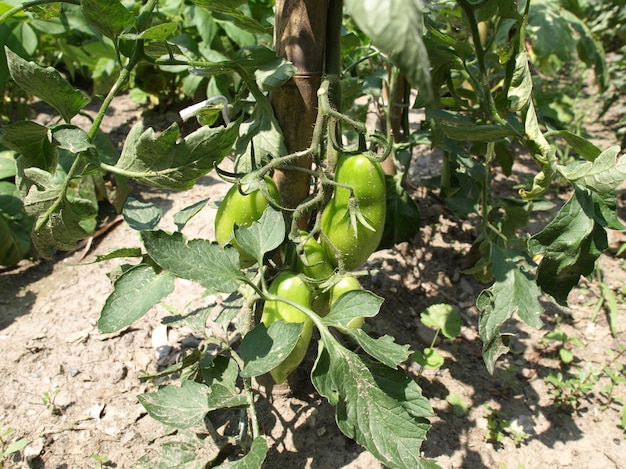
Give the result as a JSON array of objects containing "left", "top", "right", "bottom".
[
  {"left": 312, "top": 339, "right": 438, "bottom": 469},
  {"left": 345, "top": 0, "right": 432, "bottom": 103},
  {"left": 141, "top": 230, "right": 243, "bottom": 293},
  {"left": 240, "top": 321, "right": 304, "bottom": 378},
  {"left": 98, "top": 264, "right": 175, "bottom": 333},
  {"left": 137, "top": 380, "right": 210, "bottom": 429},
  {"left": 5, "top": 47, "right": 90, "bottom": 122}
]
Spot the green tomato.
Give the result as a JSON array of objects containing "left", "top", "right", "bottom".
[
  {"left": 214, "top": 176, "right": 279, "bottom": 267},
  {"left": 297, "top": 231, "right": 335, "bottom": 281},
  {"left": 321, "top": 154, "right": 386, "bottom": 271},
  {"left": 261, "top": 271, "right": 313, "bottom": 384},
  {"left": 330, "top": 276, "right": 364, "bottom": 329},
  {"left": 293, "top": 231, "right": 335, "bottom": 317}
]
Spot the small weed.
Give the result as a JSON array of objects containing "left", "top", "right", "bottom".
[
  {"left": 412, "top": 304, "right": 462, "bottom": 377},
  {"left": 92, "top": 454, "right": 110, "bottom": 468},
  {"left": 42, "top": 388, "right": 61, "bottom": 415},
  {"left": 0, "top": 425, "right": 28, "bottom": 468},
  {"left": 540, "top": 330, "right": 584, "bottom": 367},
  {"left": 446, "top": 394, "right": 470, "bottom": 417},
  {"left": 483, "top": 406, "right": 530, "bottom": 447}
]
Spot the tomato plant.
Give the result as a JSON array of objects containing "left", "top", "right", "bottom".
[{"left": 1, "top": 0, "right": 624, "bottom": 467}]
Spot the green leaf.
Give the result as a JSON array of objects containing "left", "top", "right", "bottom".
[
  {"left": 233, "top": 206, "right": 285, "bottom": 264},
  {"left": 474, "top": 247, "right": 543, "bottom": 371},
  {"left": 476, "top": 289, "right": 511, "bottom": 374},
  {"left": 81, "top": 0, "right": 135, "bottom": 40},
  {"left": 0, "top": 151, "right": 17, "bottom": 180},
  {"left": 3, "top": 437, "right": 28, "bottom": 456},
  {"left": 348, "top": 330, "right": 412, "bottom": 368},
  {"left": 240, "top": 321, "right": 304, "bottom": 378},
  {"left": 192, "top": 0, "right": 271, "bottom": 35},
  {"left": 507, "top": 52, "right": 533, "bottom": 111},
  {"left": 5, "top": 47, "right": 90, "bottom": 122},
  {"left": 420, "top": 304, "right": 461, "bottom": 339},
  {"left": 344, "top": 0, "right": 432, "bottom": 104},
  {"left": 123, "top": 197, "right": 163, "bottom": 231},
  {"left": 121, "top": 23, "right": 178, "bottom": 41},
  {"left": 445, "top": 394, "right": 469, "bottom": 417},
  {"left": 0, "top": 181, "right": 33, "bottom": 266},
  {"left": 557, "top": 146, "right": 626, "bottom": 195},
  {"left": 214, "top": 437, "right": 268, "bottom": 469},
  {"left": 93, "top": 247, "right": 143, "bottom": 262},
  {"left": 141, "top": 230, "right": 243, "bottom": 293},
  {"left": 253, "top": 56, "right": 296, "bottom": 92},
  {"left": 52, "top": 125, "right": 94, "bottom": 154},
  {"left": 137, "top": 380, "right": 210, "bottom": 429},
  {"left": 559, "top": 348, "right": 574, "bottom": 364},
  {"left": 412, "top": 348, "right": 445, "bottom": 369},
  {"left": 206, "top": 382, "right": 247, "bottom": 410},
  {"left": 234, "top": 99, "right": 285, "bottom": 172},
  {"left": 491, "top": 247, "right": 544, "bottom": 329},
  {"left": 214, "top": 292, "right": 244, "bottom": 329},
  {"left": 116, "top": 119, "right": 240, "bottom": 191},
  {"left": 159, "top": 439, "right": 205, "bottom": 469},
  {"left": 545, "top": 130, "right": 601, "bottom": 162},
  {"left": 0, "top": 121, "right": 57, "bottom": 172},
  {"left": 529, "top": 188, "right": 607, "bottom": 304},
  {"left": 173, "top": 198, "right": 210, "bottom": 231},
  {"left": 19, "top": 167, "right": 98, "bottom": 257},
  {"left": 312, "top": 341, "right": 438, "bottom": 469},
  {"left": 324, "top": 290, "right": 384, "bottom": 327},
  {"left": 97, "top": 264, "right": 175, "bottom": 333}
]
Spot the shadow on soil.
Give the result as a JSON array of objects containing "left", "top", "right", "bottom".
[{"left": 0, "top": 260, "right": 53, "bottom": 330}]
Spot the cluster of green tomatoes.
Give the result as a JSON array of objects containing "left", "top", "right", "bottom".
[{"left": 214, "top": 153, "right": 386, "bottom": 384}]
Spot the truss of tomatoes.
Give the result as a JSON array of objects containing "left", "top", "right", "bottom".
[{"left": 214, "top": 153, "right": 386, "bottom": 383}]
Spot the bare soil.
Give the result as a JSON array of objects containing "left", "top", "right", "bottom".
[{"left": 1, "top": 94, "right": 625, "bottom": 469}]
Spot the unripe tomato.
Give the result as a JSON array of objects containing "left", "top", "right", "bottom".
[
  {"left": 214, "top": 176, "right": 279, "bottom": 267},
  {"left": 330, "top": 276, "right": 364, "bottom": 329},
  {"left": 261, "top": 271, "right": 313, "bottom": 384},
  {"left": 293, "top": 232, "right": 335, "bottom": 317},
  {"left": 297, "top": 232, "right": 335, "bottom": 281},
  {"left": 321, "top": 154, "right": 386, "bottom": 270}
]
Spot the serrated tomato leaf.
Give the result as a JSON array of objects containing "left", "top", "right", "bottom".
[
  {"left": 82, "top": 0, "right": 135, "bottom": 40},
  {"left": 98, "top": 263, "right": 175, "bottom": 333},
  {"left": 558, "top": 146, "right": 626, "bottom": 194},
  {"left": 324, "top": 290, "right": 383, "bottom": 326},
  {"left": 347, "top": 330, "right": 412, "bottom": 368},
  {"left": 19, "top": 167, "right": 98, "bottom": 257},
  {"left": 5, "top": 47, "right": 90, "bottom": 122},
  {"left": 240, "top": 321, "right": 304, "bottom": 378},
  {"left": 345, "top": 0, "right": 432, "bottom": 104},
  {"left": 173, "top": 198, "right": 210, "bottom": 231},
  {"left": 234, "top": 206, "right": 285, "bottom": 264},
  {"left": 213, "top": 437, "right": 268, "bottom": 469},
  {"left": 0, "top": 121, "right": 57, "bottom": 172},
  {"left": 137, "top": 380, "right": 210, "bottom": 429},
  {"left": 123, "top": 197, "right": 163, "bottom": 231},
  {"left": 116, "top": 119, "right": 240, "bottom": 191},
  {"left": 529, "top": 188, "right": 608, "bottom": 304},
  {"left": 312, "top": 337, "right": 439, "bottom": 469},
  {"left": 476, "top": 289, "right": 512, "bottom": 375},
  {"left": 141, "top": 230, "right": 243, "bottom": 293},
  {"left": 0, "top": 182, "right": 33, "bottom": 266}
]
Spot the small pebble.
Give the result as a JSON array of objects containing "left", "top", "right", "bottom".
[{"left": 69, "top": 368, "right": 80, "bottom": 378}]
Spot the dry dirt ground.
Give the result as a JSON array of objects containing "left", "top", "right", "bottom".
[{"left": 1, "top": 94, "right": 625, "bottom": 469}]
